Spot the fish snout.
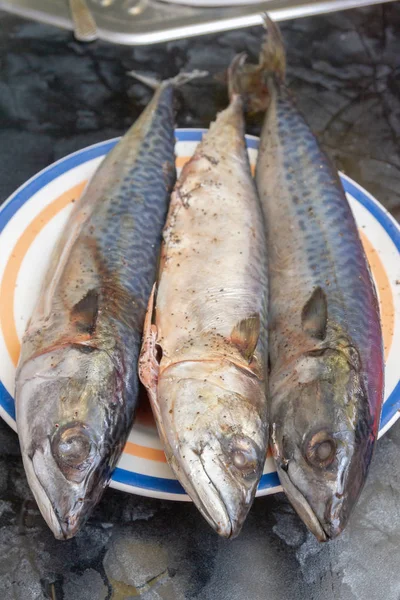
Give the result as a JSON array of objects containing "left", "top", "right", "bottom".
[
  {"left": 55, "top": 496, "right": 95, "bottom": 540},
  {"left": 21, "top": 444, "right": 92, "bottom": 540},
  {"left": 22, "top": 426, "right": 102, "bottom": 540},
  {"left": 188, "top": 443, "right": 257, "bottom": 539},
  {"left": 322, "top": 493, "right": 351, "bottom": 540}
]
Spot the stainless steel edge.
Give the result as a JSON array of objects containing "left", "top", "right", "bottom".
[{"left": 0, "top": 0, "right": 395, "bottom": 45}]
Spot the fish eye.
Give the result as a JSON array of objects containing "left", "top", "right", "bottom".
[
  {"left": 52, "top": 424, "right": 93, "bottom": 470},
  {"left": 226, "top": 436, "right": 260, "bottom": 478},
  {"left": 232, "top": 451, "right": 248, "bottom": 468},
  {"left": 305, "top": 430, "right": 337, "bottom": 468}
]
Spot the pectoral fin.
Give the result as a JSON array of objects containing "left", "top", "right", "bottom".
[
  {"left": 231, "top": 314, "right": 260, "bottom": 362},
  {"left": 301, "top": 287, "right": 328, "bottom": 340},
  {"left": 70, "top": 289, "right": 99, "bottom": 335},
  {"left": 138, "top": 284, "right": 161, "bottom": 417}
]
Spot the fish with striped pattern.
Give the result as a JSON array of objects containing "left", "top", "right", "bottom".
[
  {"left": 15, "top": 72, "right": 203, "bottom": 539},
  {"left": 231, "top": 17, "right": 384, "bottom": 540}
]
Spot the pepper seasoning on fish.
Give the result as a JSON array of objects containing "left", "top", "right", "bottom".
[
  {"left": 231, "top": 17, "right": 384, "bottom": 540},
  {"left": 139, "top": 65, "right": 269, "bottom": 538},
  {"left": 15, "top": 72, "right": 204, "bottom": 539}
]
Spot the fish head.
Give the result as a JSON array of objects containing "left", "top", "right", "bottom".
[
  {"left": 158, "top": 361, "right": 268, "bottom": 538},
  {"left": 270, "top": 346, "right": 375, "bottom": 541},
  {"left": 16, "top": 345, "right": 125, "bottom": 539}
]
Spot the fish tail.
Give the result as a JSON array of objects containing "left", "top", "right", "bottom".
[
  {"left": 228, "top": 14, "right": 286, "bottom": 112},
  {"left": 260, "top": 14, "right": 286, "bottom": 85},
  {"left": 128, "top": 69, "right": 208, "bottom": 90}
]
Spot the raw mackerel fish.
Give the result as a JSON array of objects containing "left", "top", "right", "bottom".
[
  {"left": 15, "top": 75, "right": 185, "bottom": 539},
  {"left": 139, "top": 68, "right": 269, "bottom": 538},
  {"left": 233, "top": 18, "right": 384, "bottom": 540}
]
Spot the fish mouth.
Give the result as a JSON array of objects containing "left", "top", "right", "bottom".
[
  {"left": 189, "top": 476, "right": 233, "bottom": 539},
  {"left": 173, "top": 445, "right": 254, "bottom": 539},
  {"left": 276, "top": 465, "right": 329, "bottom": 542},
  {"left": 51, "top": 502, "right": 90, "bottom": 540},
  {"left": 21, "top": 448, "right": 92, "bottom": 540},
  {"left": 277, "top": 458, "right": 359, "bottom": 541}
]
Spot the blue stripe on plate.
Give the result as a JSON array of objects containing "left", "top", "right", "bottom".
[
  {"left": 0, "top": 382, "right": 15, "bottom": 420},
  {"left": 113, "top": 467, "right": 187, "bottom": 493},
  {"left": 380, "top": 379, "right": 400, "bottom": 427},
  {"left": 0, "top": 132, "right": 399, "bottom": 494},
  {"left": 175, "top": 129, "right": 206, "bottom": 142},
  {"left": 112, "top": 465, "right": 281, "bottom": 493},
  {"left": 245, "top": 137, "right": 259, "bottom": 150},
  {"left": 258, "top": 471, "right": 281, "bottom": 490}
]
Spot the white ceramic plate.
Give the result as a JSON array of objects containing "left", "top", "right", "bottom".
[{"left": 1, "top": 129, "right": 399, "bottom": 500}]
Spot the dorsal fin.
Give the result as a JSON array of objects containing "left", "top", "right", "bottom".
[
  {"left": 231, "top": 314, "right": 260, "bottom": 362},
  {"left": 70, "top": 289, "right": 99, "bottom": 335},
  {"left": 301, "top": 287, "right": 328, "bottom": 340}
]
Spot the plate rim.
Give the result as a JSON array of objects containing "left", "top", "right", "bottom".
[{"left": 0, "top": 129, "right": 399, "bottom": 499}]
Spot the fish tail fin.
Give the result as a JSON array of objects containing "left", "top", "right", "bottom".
[
  {"left": 128, "top": 69, "right": 208, "bottom": 90},
  {"left": 228, "top": 14, "right": 286, "bottom": 113},
  {"left": 260, "top": 14, "right": 286, "bottom": 86}
]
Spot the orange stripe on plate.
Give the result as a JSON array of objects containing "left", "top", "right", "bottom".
[
  {"left": 0, "top": 182, "right": 86, "bottom": 366},
  {"left": 360, "top": 231, "right": 394, "bottom": 360},
  {"left": 124, "top": 441, "right": 167, "bottom": 462},
  {"left": 176, "top": 156, "right": 190, "bottom": 169}
]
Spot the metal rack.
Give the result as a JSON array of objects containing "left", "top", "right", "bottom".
[{"left": 0, "top": 0, "right": 393, "bottom": 45}]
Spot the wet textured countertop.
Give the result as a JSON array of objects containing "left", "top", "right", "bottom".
[{"left": 0, "top": 4, "right": 400, "bottom": 599}]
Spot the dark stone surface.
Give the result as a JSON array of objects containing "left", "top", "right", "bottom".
[{"left": 0, "top": 4, "right": 399, "bottom": 599}]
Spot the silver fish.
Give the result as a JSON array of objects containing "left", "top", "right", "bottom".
[
  {"left": 15, "top": 73, "right": 202, "bottom": 539},
  {"left": 232, "top": 17, "right": 384, "bottom": 540},
  {"left": 139, "top": 67, "right": 269, "bottom": 538}
]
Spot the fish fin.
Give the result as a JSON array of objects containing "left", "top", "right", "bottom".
[
  {"left": 228, "top": 53, "right": 269, "bottom": 113},
  {"left": 227, "top": 14, "right": 286, "bottom": 113},
  {"left": 230, "top": 314, "right": 260, "bottom": 362},
  {"left": 128, "top": 70, "right": 208, "bottom": 90},
  {"left": 138, "top": 284, "right": 160, "bottom": 409},
  {"left": 301, "top": 287, "right": 328, "bottom": 340},
  {"left": 70, "top": 289, "right": 99, "bottom": 335},
  {"left": 260, "top": 14, "right": 286, "bottom": 86}
]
